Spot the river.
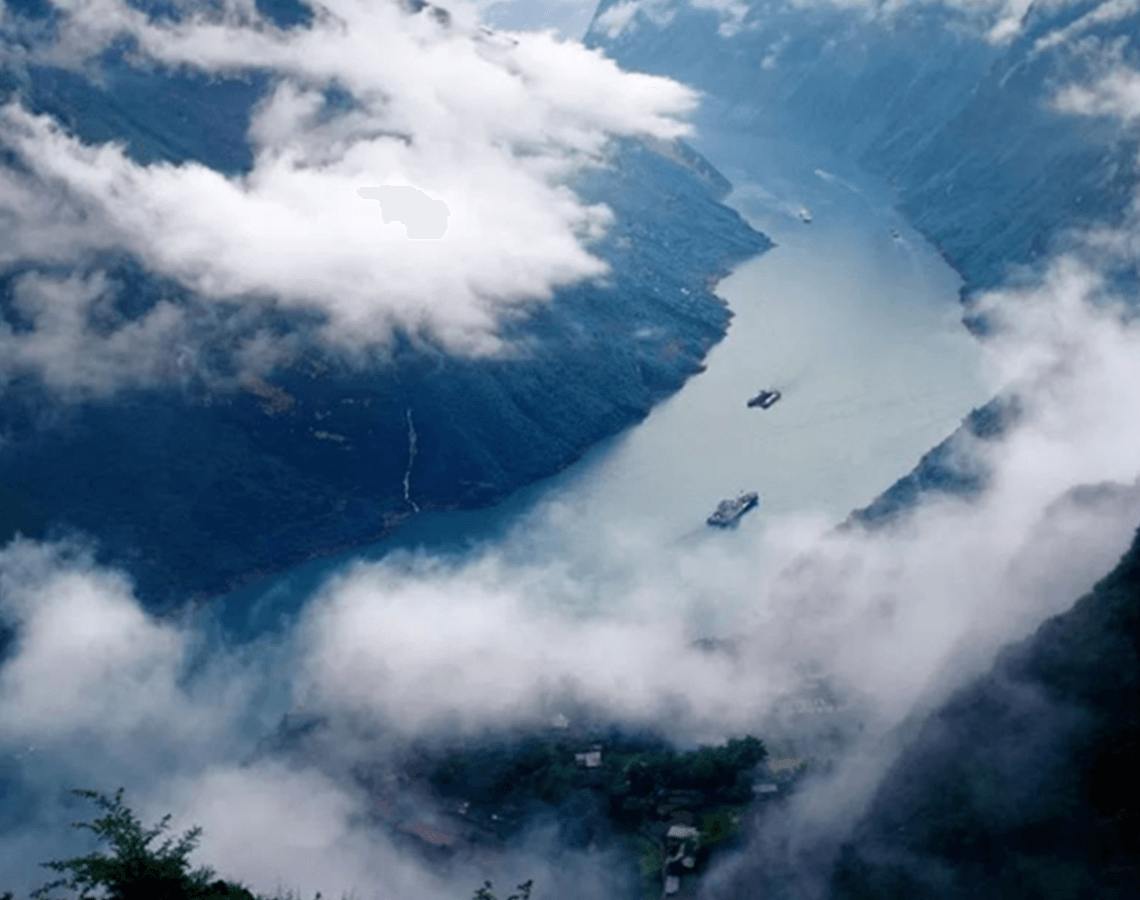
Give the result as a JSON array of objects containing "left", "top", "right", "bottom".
[{"left": 206, "top": 129, "right": 991, "bottom": 640}]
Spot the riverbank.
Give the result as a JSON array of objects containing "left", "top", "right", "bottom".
[{"left": 206, "top": 130, "right": 991, "bottom": 645}]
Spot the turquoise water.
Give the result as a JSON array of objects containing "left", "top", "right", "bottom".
[{"left": 206, "top": 132, "right": 989, "bottom": 641}]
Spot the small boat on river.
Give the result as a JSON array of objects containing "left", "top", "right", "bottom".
[
  {"left": 747, "top": 389, "right": 781, "bottom": 409},
  {"left": 707, "top": 492, "right": 760, "bottom": 528}
]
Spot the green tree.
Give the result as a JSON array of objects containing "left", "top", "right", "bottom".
[{"left": 29, "top": 789, "right": 257, "bottom": 900}]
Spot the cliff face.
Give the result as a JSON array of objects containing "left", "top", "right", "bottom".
[
  {"left": 830, "top": 523, "right": 1140, "bottom": 900},
  {"left": 0, "top": 33, "right": 771, "bottom": 604}
]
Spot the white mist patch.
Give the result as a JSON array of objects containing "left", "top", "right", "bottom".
[
  {"left": 1054, "top": 65, "right": 1140, "bottom": 121},
  {"left": 0, "top": 0, "right": 697, "bottom": 365},
  {"left": 358, "top": 185, "right": 451, "bottom": 240}
]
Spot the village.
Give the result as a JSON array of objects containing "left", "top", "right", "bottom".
[{"left": 352, "top": 720, "right": 809, "bottom": 898}]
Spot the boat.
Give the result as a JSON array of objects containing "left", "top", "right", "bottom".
[
  {"left": 747, "top": 389, "right": 781, "bottom": 409},
  {"left": 797, "top": 206, "right": 812, "bottom": 224},
  {"left": 707, "top": 492, "right": 760, "bottom": 528}
]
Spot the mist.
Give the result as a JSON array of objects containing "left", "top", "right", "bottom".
[
  {"left": 5, "top": 0, "right": 1140, "bottom": 897},
  {"left": 4, "top": 216, "right": 1140, "bottom": 899}
]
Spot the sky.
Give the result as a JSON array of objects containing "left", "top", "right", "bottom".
[{"left": 4, "top": 0, "right": 1140, "bottom": 897}]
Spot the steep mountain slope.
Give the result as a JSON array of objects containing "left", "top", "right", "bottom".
[
  {"left": 0, "top": 11, "right": 771, "bottom": 605},
  {"left": 585, "top": 0, "right": 1140, "bottom": 301},
  {"left": 830, "top": 522, "right": 1140, "bottom": 899}
]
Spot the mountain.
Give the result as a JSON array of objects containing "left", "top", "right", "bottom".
[
  {"left": 830, "top": 518, "right": 1140, "bottom": 899},
  {"left": 585, "top": 5, "right": 1140, "bottom": 896},
  {"left": 584, "top": 0, "right": 1140, "bottom": 306},
  {"left": 0, "top": 10, "right": 771, "bottom": 606}
]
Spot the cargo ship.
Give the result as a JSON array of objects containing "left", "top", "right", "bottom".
[{"left": 707, "top": 492, "right": 760, "bottom": 528}]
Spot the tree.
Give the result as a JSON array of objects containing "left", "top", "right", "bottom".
[
  {"left": 19, "top": 786, "right": 517, "bottom": 900},
  {"left": 471, "top": 880, "right": 533, "bottom": 900},
  {"left": 29, "top": 789, "right": 256, "bottom": 900}
]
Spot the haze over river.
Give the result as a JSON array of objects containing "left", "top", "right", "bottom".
[{"left": 209, "top": 132, "right": 992, "bottom": 639}]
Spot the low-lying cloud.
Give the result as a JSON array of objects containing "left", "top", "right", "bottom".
[
  {"left": 0, "top": 0, "right": 697, "bottom": 393},
  {"left": 5, "top": 221, "right": 1140, "bottom": 896},
  {"left": 7, "top": 0, "right": 1140, "bottom": 896}
]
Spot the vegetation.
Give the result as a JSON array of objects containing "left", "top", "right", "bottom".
[
  {"left": 424, "top": 731, "right": 768, "bottom": 893},
  {"left": 831, "top": 527, "right": 1140, "bottom": 899},
  {"left": 1, "top": 788, "right": 518, "bottom": 900},
  {"left": 28, "top": 789, "right": 259, "bottom": 900},
  {"left": 428, "top": 733, "right": 766, "bottom": 833},
  {"left": 470, "top": 881, "right": 532, "bottom": 900},
  {"left": 8, "top": 789, "right": 321, "bottom": 900}
]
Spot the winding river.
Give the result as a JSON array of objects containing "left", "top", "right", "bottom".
[{"left": 208, "top": 130, "right": 991, "bottom": 639}]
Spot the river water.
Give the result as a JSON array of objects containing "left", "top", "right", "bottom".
[{"left": 208, "top": 130, "right": 991, "bottom": 639}]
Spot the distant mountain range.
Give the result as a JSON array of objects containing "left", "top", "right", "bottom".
[{"left": 586, "top": 0, "right": 1139, "bottom": 308}]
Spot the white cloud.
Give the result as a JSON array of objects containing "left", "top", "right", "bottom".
[
  {"left": 1055, "top": 64, "right": 1140, "bottom": 121},
  {"left": 162, "top": 763, "right": 430, "bottom": 900},
  {"left": 0, "top": 0, "right": 697, "bottom": 364},
  {"left": 586, "top": 0, "right": 1052, "bottom": 43},
  {"left": 1034, "top": 0, "right": 1140, "bottom": 54},
  {"left": 0, "top": 539, "right": 190, "bottom": 744},
  {"left": 290, "top": 550, "right": 780, "bottom": 739},
  {"left": 690, "top": 0, "right": 749, "bottom": 36},
  {"left": 591, "top": 0, "right": 677, "bottom": 39},
  {"left": 0, "top": 271, "right": 193, "bottom": 396},
  {"left": 5, "top": 240, "right": 1140, "bottom": 892}
]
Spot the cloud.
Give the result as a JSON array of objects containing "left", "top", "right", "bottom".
[
  {"left": 7, "top": 64, "right": 1140, "bottom": 892},
  {"left": 1034, "top": 0, "right": 1140, "bottom": 54},
  {"left": 0, "top": 270, "right": 194, "bottom": 396},
  {"left": 0, "top": 538, "right": 190, "bottom": 746},
  {"left": 5, "top": 241, "right": 1140, "bottom": 895},
  {"left": 0, "top": 0, "right": 698, "bottom": 376},
  {"left": 1055, "top": 65, "right": 1140, "bottom": 121},
  {"left": 162, "top": 762, "right": 423, "bottom": 900},
  {"left": 291, "top": 549, "right": 789, "bottom": 740},
  {"left": 688, "top": 0, "right": 749, "bottom": 36}
]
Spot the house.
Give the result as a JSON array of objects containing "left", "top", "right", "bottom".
[
  {"left": 767, "top": 757, "right": 804, "bottom": 775},
  {"left": 574, "top": 746, "right": 602, "bottom": 768},
  {"left": 666, "top": 824, "right": 700, "bottom": 841}
]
